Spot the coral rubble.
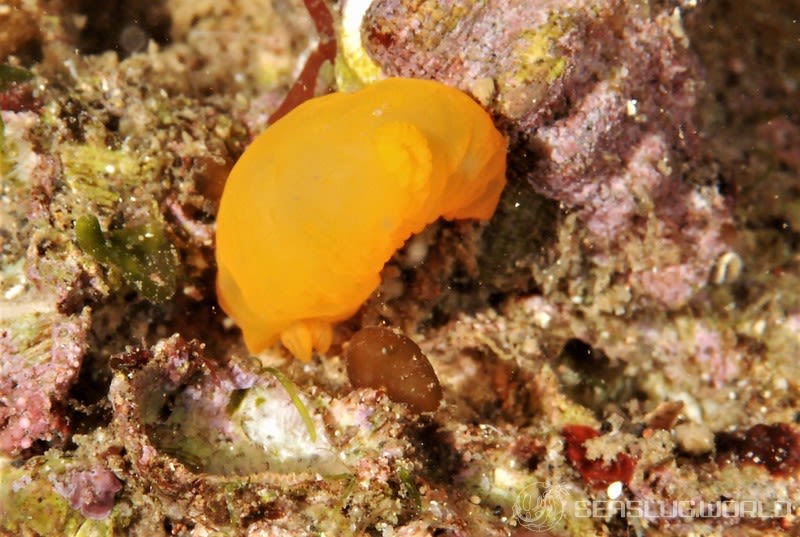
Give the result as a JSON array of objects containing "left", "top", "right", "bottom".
[{"left": 1, "top": 0, "right": 799, "bottom": 535}]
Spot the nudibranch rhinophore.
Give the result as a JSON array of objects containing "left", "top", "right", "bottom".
[{"left": 215, "top": 77, "right": 507, "bottom": 361}]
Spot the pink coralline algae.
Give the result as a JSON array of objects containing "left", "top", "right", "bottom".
[
  {"left": 364, "top": 0, "right": 733, "bottom": 308},
  {"left": 54, "top": 467, "right": 123, "bottom": 520},
  {"left": 0, "top": 309, "right": 91, "bottom": 455}
]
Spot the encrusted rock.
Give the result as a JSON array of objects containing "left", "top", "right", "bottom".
[
  {"left": 0, "top": 307, "right": 91, "bottom": 455},
  {"left": 364, "top": 0, "right": 733, "bottom": 309},
  {"left": 109, "top": 334, "right": 422, "bottom": 531}
]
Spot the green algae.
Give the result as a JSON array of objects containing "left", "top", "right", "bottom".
[
  {"left": 504, "top": 10, "right": 572, "bottom": 90},
  {"left": 75, "top": 214, "right": 178, "bottom": 303},
  {"left": 0, "top": 458, "right": 83, "bottom": 536},
  {"left": 495, "top": 10, "right": 574, "bottom": 117},
  {"left": 410, "top": 0, "right": 472, "bottom": 51},
  {"left": 397, "top": 468, "right": 421, "bottom": 509},
  {"left": 0, "top": 64, "right": 33, "bottom": 91},
  {"left": 334, "top": 54, "right": 370, "bottom": 93},
  {"left": 6, "top": 312, "right": 56, "bottom": 366},
  {"left": 73, "top": 518, "right": 114, "bottom": 537},
  {"left": 60, "top": 144, "right": 142, "bottom": 212},
  {"left": 264, "top": 367, "right": 318, "bottom": 443}
]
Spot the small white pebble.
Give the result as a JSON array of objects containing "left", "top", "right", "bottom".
[
  {"left": 675, "top": 422, "right": 714, "bottom": 455},
  {"left": 607, "top": 481, "right": 623, "bottom": 500},
  {"left": 469, "top": 77, "right": 496, "bottom": 107},
  {"left": 752, "top": 319, "right": 766, "bottom": 337},
  {"left": 469, "top": 495, "right": 481, "bottom": 505},
  {"left": 404, "top": 235, "right": 428, "bottom": 266},
  {"left": 712, "top": 251, "right": 743, "bottom": 285},
  {"left": 533, "top": 310, "right": 551, "bottom": 328},
  {"left": 521, "top": 338, "right": 538, "bottom": 354},
  {"left": 4, "top": 284, "right": 25, "bottom": 300}
]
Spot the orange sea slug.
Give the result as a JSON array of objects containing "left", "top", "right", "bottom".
[{"left": 215, "top": 78, "right": 507, "bottom": 361}]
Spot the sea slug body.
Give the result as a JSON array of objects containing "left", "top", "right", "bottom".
[{"left": 215, "top": 77, "right": 507, "bottom": 361}]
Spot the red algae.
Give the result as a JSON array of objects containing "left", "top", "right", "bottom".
[
  {"left": 716, "top": 423, "right": 800, "bottom": 477},
  {"left": 267, "top": 0, "right": 337, "bottom": 124},
  {"left": 0, "top": 83, "right": 37, "bottom": 112},
  {"left": 563, "top": 424, "right": 636, "bottom": 489}
]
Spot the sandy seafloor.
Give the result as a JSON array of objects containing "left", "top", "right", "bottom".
[{"left": 1, "top": 0, "right": 799, "bottom": 536}]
